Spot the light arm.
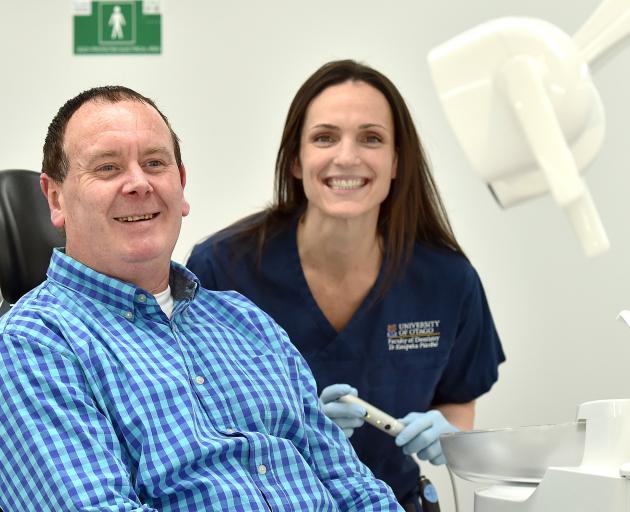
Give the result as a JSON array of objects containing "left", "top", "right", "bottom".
[
  {"left": 497, "top": 56, "right": 609, "bottom": 257},
  {"left": 574, "top": 0, "right": 630, "bottom": 68}
]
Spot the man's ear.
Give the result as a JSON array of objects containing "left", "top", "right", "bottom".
[
  {"left": 178, "top": 164, "right": 191, "bottom": 217},
  {"left": 40, "top": 173, "right": 66, "bottom": 229},
  {"left": 179, "top": 163, "right": 187, "bottom": 188}
]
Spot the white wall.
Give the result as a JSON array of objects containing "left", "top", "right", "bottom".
[{"left": 2, "top": 1, "right": 630, "bottom": 510}]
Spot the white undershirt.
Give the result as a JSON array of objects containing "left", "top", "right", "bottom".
[{"left": 154, "top": 286, "right": 174, "bottom": 318}]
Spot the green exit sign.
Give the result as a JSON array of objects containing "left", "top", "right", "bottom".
[{"left": 74, "top": 1, "right": 161, "bottom": 55}]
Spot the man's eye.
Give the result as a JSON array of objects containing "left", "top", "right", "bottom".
[
  {"left": 146, "top": 160, "right": 163, "bottom": 168},
  {"left": 97, "top": 164, "right": 116, "bottom": 172}
]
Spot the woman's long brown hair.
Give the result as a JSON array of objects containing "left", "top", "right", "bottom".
[{"left": 222, "top": 59, "right": 464, "bottom": 298}]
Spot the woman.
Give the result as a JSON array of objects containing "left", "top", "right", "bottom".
[{"left": 187, "top": 60, "right": 504, "bottom": 510}]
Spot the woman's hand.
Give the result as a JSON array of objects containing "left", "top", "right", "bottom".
[
  {"left": 319, "top": 384, "right": 366, "bottom": 438},
  {"left": 394, "top": 410, "right": 459, "bottom": 465}
]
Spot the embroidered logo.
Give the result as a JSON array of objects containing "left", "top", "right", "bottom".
[{"left": 387, "top": 320, "right": 440, "bottom": 351}]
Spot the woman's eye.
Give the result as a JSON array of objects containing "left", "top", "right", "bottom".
[
  {"left": 313, "top": 134, "right": 335, "bottom": 144},
  {"left": 363, "top": 134, "right": 382, "bottom": 144}
]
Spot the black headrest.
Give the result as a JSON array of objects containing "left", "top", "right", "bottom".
[
  {"left": 0, "top": 297, "right": 10, "bottom": 316},
  {"left": 0, "top": 170, "right": 65, "bottom": 303}
]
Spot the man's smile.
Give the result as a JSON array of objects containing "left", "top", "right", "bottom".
[{"left": 114, "top": 212, "right": 159, "bottom": 222}]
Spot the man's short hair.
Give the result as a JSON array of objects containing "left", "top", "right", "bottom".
[{"left": 42, "top": 86, "right": 182, "bottom": 182}]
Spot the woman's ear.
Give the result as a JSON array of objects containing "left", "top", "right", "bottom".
[
  {"left": 291, "top": 159, "right": 303, "bottom": 179},
  {"left": 391, "top": 152, "right": 398, "bottom": 179}
]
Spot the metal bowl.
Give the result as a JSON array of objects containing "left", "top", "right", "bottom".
[{"left": 440, "top": 420, "right": 586, "bottom": 484}]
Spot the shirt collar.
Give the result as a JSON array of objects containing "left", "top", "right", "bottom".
[{"left": 47, "top": 249, "right": 199, "bottom": 317}]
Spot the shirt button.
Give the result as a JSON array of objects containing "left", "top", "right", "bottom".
[
  {"left": 124, "top": 311, "right": 133, "bottom": 320},
  {"left": 137, "top": 294, "right": 146, "bottom": 302},
  {"left": 257, "top": 464, "right": 267, "bottom": 475},
  {"left": 194, "top": 375, "right": 205, "bottom": 385},
  {"left": 225, "top": 428, "right": 235, "bottom": 434}
]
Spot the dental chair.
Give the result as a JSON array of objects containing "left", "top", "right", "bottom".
[{"left": 0, "top": 169, "right": 64, "bottom": 315}]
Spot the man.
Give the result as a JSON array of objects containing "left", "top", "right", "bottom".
[{"left": 0, "top": 86, "right": 402, "bottom": 511}]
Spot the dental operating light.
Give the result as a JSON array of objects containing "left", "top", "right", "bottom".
[{"left": 428, "top": 0, "right": 630, "bottom": 257}]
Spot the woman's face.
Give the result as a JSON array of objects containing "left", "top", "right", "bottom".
[{"left": 293, "top": 80, "right": 397, "bottom": 223}]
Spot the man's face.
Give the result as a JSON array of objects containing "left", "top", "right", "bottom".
[{"left": 42, "top": 99, "right": 190, "bottom": 284}]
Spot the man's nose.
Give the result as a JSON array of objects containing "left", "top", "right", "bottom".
[
  {"left": 122, "top": 163, "right": 153, "bottom": 196},
  {"left": 332, "top": 139, "right": 361, "bottom": 168}
]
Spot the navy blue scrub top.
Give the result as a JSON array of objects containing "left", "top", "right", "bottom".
[{"left": 187, "top": 214, "right": 505, "bottom": 502}]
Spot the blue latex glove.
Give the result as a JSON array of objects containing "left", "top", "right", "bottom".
[
  {"left": 319, "top": 384, "right": 366, "bottom": 438},
  {"left": 394, "top": 410, "right": 459, "bottom": 465}
]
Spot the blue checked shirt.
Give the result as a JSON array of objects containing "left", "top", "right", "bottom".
[{"left": 0, "top": 250, "right": 401, "bottom": 511}]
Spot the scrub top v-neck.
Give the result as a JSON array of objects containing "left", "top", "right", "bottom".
[
  {"left": 289, "top": 221, "right": 386, "bottom": 349},
  {"left": 187, "top": 212, "right": 505, "bottom": 502}
]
